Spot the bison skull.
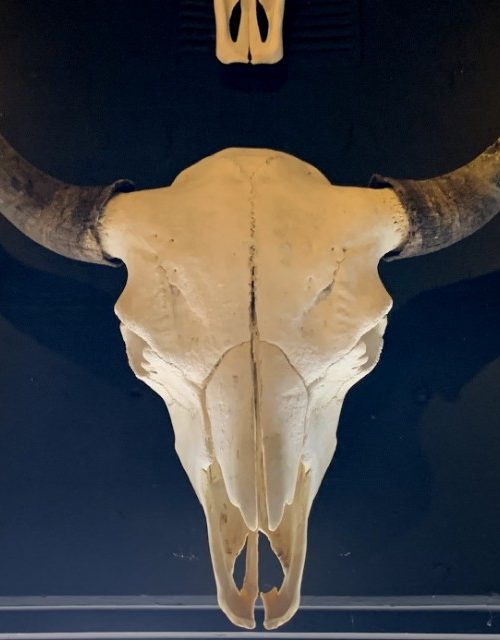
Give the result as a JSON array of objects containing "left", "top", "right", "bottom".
[
  {"left": 0, "top": 135, "right": 498, "bottom": 628},
  {"left": 100, "top": 149, "right": 407, "bottom": 628}
]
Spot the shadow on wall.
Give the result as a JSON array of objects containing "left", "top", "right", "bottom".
[
  {"left": 306, "top": 267, "right": 500, "bottom": 594},
  {"left": 0, "top": 243, "right": 129, "bottom": 389}
]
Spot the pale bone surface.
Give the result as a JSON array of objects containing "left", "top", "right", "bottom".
[
  {"left": 214, "top": 0, "right": 285, "bottom": 64},
  {"left": 101, "top": 149, "right": 408, "bottom": 629}
]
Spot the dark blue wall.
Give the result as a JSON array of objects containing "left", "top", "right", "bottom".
[{"left": 0, "top": 0, "right": 499, "bottom": 601}]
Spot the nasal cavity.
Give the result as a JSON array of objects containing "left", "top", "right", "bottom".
[
  {"left": 233, "top": 533, "right": 284, "bottom": 592},
  {"left": 259, "top": 534, "right": 284, "bottom": 592},
  {"left": 233, "top": 540, "right": 247, "bottom": 590},
  {"left": 256, "top": 0, "right": 269, "bottom": 42},
  {"left": 229, "top": 1, "right": 242, "bottom": 42}
]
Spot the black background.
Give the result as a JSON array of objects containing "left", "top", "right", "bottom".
[{"left": 0, "top": 0, "right": 499, "bottom": 601}]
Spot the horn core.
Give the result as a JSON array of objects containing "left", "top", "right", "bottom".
[
  {"left": 0, "top": 133, "right": 133, "bottom": 265},
  {"left": 371, "top": 138, "right": 500, "bottom": 258}
]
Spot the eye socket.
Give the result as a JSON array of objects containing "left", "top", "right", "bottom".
[{"left": 352, "top": 319, "right": 387, "bottom": 373}]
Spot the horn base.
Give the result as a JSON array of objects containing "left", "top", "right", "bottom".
[
  {"left": 0, "top": 133, "right": 134, "bottom": 265},
  {"left": 371, "top": 138, "right": 500, "bottom": 259}
]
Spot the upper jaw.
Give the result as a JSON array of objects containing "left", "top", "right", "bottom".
[{"left": 201, "top": 460, "right": 312, "bottom": 629}]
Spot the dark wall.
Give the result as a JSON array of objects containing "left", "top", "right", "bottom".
[{"left": 0, "top": 0, "right": 499, "bottom": 599}]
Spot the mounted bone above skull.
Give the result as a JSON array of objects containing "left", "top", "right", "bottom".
[
  {"left": 0, "top": 134, "right": 499, "bottom": 628},
  {"left": 214, "top": 0, "right": 285, "bottom": 63}
]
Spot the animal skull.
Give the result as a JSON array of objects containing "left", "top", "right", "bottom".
[
  {"left": 0, "top": 134, "right": 498, "bottom": 628},
  {"left": 214, "top": 0, "right": 285, "bottom": 64},
  {"left": 100, "top": 149, "right": 408, "bottom": 628}
]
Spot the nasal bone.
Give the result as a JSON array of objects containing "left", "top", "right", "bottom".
[{"left": 214, "top": 0, "right": 285, "bottom": 64}]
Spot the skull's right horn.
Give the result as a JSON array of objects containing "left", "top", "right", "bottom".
[
  {"left": 371, "top": 138, "right": 500, "bottom": 259},
  {"left": 0, "top": 133, "right": 133, "bottom": 265}
]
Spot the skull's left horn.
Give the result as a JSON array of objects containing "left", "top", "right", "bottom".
[
  {"left": 371, "top": 138, "right": 500, "bottom": 259},
  {"left": 0, "top": 133, "right": 133, "bottom": 265}
]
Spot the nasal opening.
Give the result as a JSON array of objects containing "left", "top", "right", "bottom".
[
  {"left": 232, "top": 531, "right": 285, "bottom": 593},
  {"left": 229, "top": 0, "right": 242, "bottom": 42},
  {"left": 232, "top": 535, "right": 247, "bottom": 589},
  {"left": 256, "top": 0, "right": 269, "bottom": 41},
  {"left": 227, "top": 0, "right": 270, "bottom": 44},
  {"left": 259, "top": 532, "right": 284, "bottom": 591}
]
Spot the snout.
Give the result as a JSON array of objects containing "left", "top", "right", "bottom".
[
  {"left": 201, "top": 459, "right": 311, "bottom": 629},
  {"left": 200, "top": 340, "right": 311, "bottom": 628}
]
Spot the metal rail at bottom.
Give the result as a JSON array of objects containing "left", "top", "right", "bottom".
[{"left": 0, "top": 595, "right": 499, "bottom": 639}]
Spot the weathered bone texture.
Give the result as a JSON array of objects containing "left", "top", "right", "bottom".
[
  {"left": 371, "top": 138, "right": 500, "bottom": 258},
  {"left": 0, "top": 133, "right": 133, "bottom": 264},
  {"left": 214, "top": 0, "right": 285, "bottom": 64},
  {"left": 101, "top": 149, "right": 408, "bottom": 629}
]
